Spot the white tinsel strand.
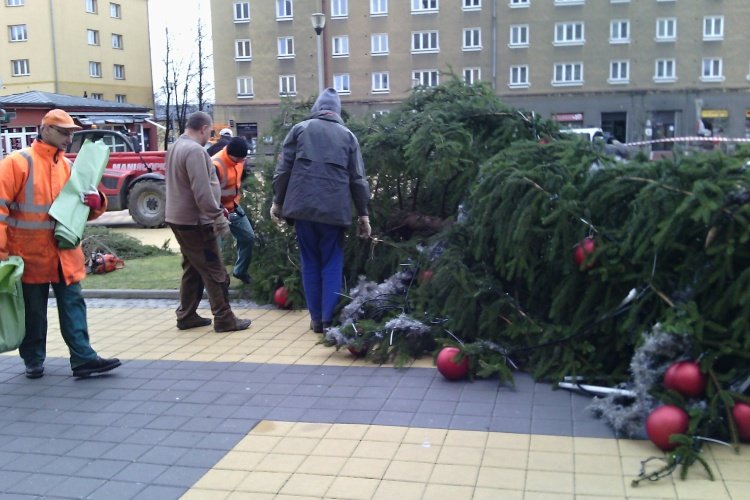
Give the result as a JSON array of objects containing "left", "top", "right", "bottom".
[{"left": 587, "top": 324, "right": 691, "bottom": 437}]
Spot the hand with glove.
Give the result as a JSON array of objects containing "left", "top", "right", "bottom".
[
  {"left": 80, "top": 185, "right": 102, "bottom": 210},
  {"left": 213, "top": 216, "right": 231, "bottom": 237},
  {"left": 357, "top": 215, "right": 372, "bottom": 240},
  {"left": 269, "top": 203, "right": 283, "bottom": 224}
]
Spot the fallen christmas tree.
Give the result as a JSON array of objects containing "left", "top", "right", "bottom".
[{"left": 243, "top": 77, "right": 750, "bottom": 479}]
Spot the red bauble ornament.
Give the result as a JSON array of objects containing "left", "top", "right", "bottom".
[
  {"left": 418, "top": 269, "right": 434, "bottom": 285},
  {"left": 573, "top": 237, "right": 596, "bottom": 269},
  {"left": 663, "top": 360, "right": 707, "bottom": 399},
  {"left": 646, "top": 405, "right": 689, "bottom": 451},
  {"left": 273, "top": 286, "right": 289, "bottom": 308},
  {"left": 733, "top": 402, "right": 750, "bottom": 441},
  {"left": 436, "top": 347, "right": 469, "bottom": 380}
]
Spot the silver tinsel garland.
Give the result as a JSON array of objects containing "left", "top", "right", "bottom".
[{"left": 588, "top": 324, "right": 691, "bottom": 437}]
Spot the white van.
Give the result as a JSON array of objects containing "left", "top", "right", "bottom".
[{"left": 561, "top": 127, "right": 605, "bottom": 142}]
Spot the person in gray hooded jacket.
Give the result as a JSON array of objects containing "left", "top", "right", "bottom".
[{"left": 271, "top": 88, "right": 371, "bottom": 333}]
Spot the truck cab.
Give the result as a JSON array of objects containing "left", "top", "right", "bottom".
[{"left": 65, "top": 130, "right": 167, "bottom": 227}]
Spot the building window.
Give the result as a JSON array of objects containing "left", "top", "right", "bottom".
[
  {"left": 91, "top": 93, "right": 103, "bottom": 100},
  {"left": 89, "top": 61, "right": 102, "bottom": 77},
  {"left": 237, "top": 77, "right": 254, "bottom": 97},
  {"left": 113, "top": 64, "right": 125, "bottom": 79},
  {"left": 509, "top": 65, "right": 529, "bottom": 88},
  {"left": 332, "top": 36, "right": 349, "bottom": 57},
  {"left": 235, "top": 39, "right": 252, "bottom": 60},
  {"left": 703, "top": 16, "right": 723, "bottom": 41},
  {"left": 6, "top": 0, "right": 25, "bottom": 5},
  {"left": 11, "top": 59, "right": 29, "bottom": 76},
  {"left": 610, "top": 20, "right": 629, "bottom": 44},
  {"left": 112, "top": 33, "right": 123, "bottom": 49},
  {"left": 412, "top": 70, "right": 439, "bottom": 87},
  {"left": 411, "top": 31, "right": 439, "bottom": 53},
  {"left": 463, "top": 0, "right": 480, "bottom": 10},
  {"left": 371, "top": 0, "right": 387, "bottom": 15},
  {"left": 372, "top": 71, "right": 389, "bottom": 92},
  {"left": 552, "top": 62, "right": 583, "bottom": 86},
  {"left": 463, "top": 67, "right": 480, "bottom": 85},
  {"left": 87, "top": 29, "right": 99, "bottom": 45},
  {"left": 279, "top": 75, "right": 296, "bottom": 96},
  {"left": 608, "top": 60, "right": 629, "bottom": 84},
  {"left": 277, "top": 37, "right": 294, "bottom": 58},
  {"left": 463, "top": 28, "right": 481, "bottom": 50},
  {"left": 654, "top": 58, "right": 676, "bottom": 82},
  {"left": 234, "top": 1, "right": 250, "bottom": 21},
  {"left": 9, "top": 24, "right": 28, "bottom": 42},
  {"left": 701, "top": 57, "right": 723, "bottom": 82},
  {"left": 331, "top": 0, "right": 347, "bottom": 18},
  {"left": 334, "top": 73, "right": 350, "bottom": 94},
  {"left": 656, "top": 18, "right": 676, "bottom": 41},
  {"left": 509, "top": 25, "right": 528, "bottom": 47},
  {"left": 411, "top": 0, "right": 437, "bottom": 13},
  {"left": 110, "top": 2, "right": 120, "bottom": 18},
  {"left": 276, "top": 0, "right": 292, "bottom": 19},
  {"left": 86, "top": 0, "right": 97, "bottom": 14},
  {"left": 371, "top": 33, "right": 389, "bottom": 55},
  {"left": 554, "top": 22, "right": 584, "bottom": 45},
  {"left": 115, "top": 94, "right": 126, "bottom": 103},
  {"left": 509, "top": 0, "right": 529, "bottom": 7}
]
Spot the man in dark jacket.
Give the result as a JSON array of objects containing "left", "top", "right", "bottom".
[
  {"left": 271, "top": 88, "right": 371, "bottom": 333},
  {"left": 206, "top": 128, "right": 233, "bottom": 156}
]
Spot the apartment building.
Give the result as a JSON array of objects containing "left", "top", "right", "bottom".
[
  {"left": 0, "top": 0, "right": 154, "bottom": 107},
  {"left": 211, "top": 0, "right": 750, "bottom": 150}
]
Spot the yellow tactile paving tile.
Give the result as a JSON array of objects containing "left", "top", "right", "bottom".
[
  {"left": 179, "top": 420, "right": 750, "bottom": 500},
  {"left": 2, "top": 307, "right": 432, "bottom": 368}
]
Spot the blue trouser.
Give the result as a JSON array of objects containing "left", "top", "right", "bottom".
[
  {"left": 229, "top": 205, "right": 255, "bottom": 277},
  {"left": 295, "top": 219, "right": 344, "bottom": 323},
  {"left": 20, "top": 272, "right": 98, "bottom": 369}
]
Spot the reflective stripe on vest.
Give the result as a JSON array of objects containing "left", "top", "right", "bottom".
[
  {"left": 3, "top": 150, "right": 56, "bottom": 230},
  {"left": 215, "top": 156, "right": 240, "bottom": 198}
]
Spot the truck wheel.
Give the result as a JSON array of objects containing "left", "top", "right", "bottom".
[{"left": 128, "top": 179, "right": 166, "bottom": 228}]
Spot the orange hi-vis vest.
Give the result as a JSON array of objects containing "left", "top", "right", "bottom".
[
  {"left": 0, "top": 140, "right": 107, "bottom": 284},
  {"left": 212, "top": 149, "right": 243, "bottom": 211}
]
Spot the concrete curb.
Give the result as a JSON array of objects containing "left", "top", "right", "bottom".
[{"left": 80, "top": 289, "right": 226, "bottom": 300}]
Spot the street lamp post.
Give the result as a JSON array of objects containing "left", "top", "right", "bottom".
[{"left": 311, "top": 12, "right": 326, "bottom": 95}]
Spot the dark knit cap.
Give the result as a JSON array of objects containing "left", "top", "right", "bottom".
[{"left": 226, "top": 137, "right": 248, "bottom": 158}]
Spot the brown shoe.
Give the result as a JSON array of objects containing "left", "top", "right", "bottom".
[
  {"left": 215, "top": 318, "right": 252, "bottom": 333},
  {"left": 177, "top": 315, "right": 212, "bottom": 330}
]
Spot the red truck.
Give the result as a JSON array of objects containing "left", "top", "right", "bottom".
[{"left": 64, "top": 130, "right": 167, "bottom": 227}]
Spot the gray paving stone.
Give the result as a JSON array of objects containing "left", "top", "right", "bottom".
[
  {"left": 418, "top": 400, "right": 457, "bottom": 415},
  {"left": 153, "top": 465, "right": 208, "bottom": 487},
  {"left": 454, "top": 401, "right": 495, "bottom": 416},
  {"left": 100, "top": 443, "right": 151, "bottom": 462},
  {"left": 322, "top": 385, "right": 359, "bottom": 398},
  {"left": 489, "top": 416, "right": 532, "bottom": 433},
  {"left": 162, "top": 402, "right": 209, "bottom": 417},
  {"left": 197, "top": 404, "right": 240, "bottom": 419},
  {"left": 264, "top": 407, "right": 307, "bottom": 421},
  {"left": 533, "top": 404, "right": 573, "bottom": 420},
  {"left": 279, "top": 395, "right": 318, "bottom": 408},
  {"left": 113, "top": 462, "right": 169, "bottom": 483},
  {"left": 66, "top": 440, "right": 119, "bottom": 459},
  {"left": 159, "top": 431, "right": 210, "bottom": 448},
  {"left": 382, "top": 398, "right": 422, "bottom": 413},
  {"left": 132, "top": 484, "right": 186, "bottom": 499},
  {"left": 138, "top": 446, "right": 190, "bottom": 466},
  {"left": 173, "top": 448, "right": 227, "bottom": 468},
  {"left": 44, "top": 456, "right": 89, "bottom": 476},
  {"left": 2, "top": 453, "right": 56, "bottom": 473},
  {"left": 5, "top": 472, "right": 65, "bottom": 496},
  {"left": 230, "top": 405, "right": 271, "bottom": 420},
  {"left": 0, "top": 470, "right": 30, "bottom": 494},
  {"left": 178, "top": 417, "right": 225, "bottom": 433},
  {"left": 120, "top": 428, "right": 172, "bottom": 445},
  {"left": 337, "top": 410, "right": 378, "bottom": 424},
  {"left": 410, "top": 413, "right": 453, "bottom": 428},
  {"left": 373, "top": 411, "right": 414, "bottom": 426},
  {"left": 301, "top": 409, "right": 342, "bottom": 423},
  {"left": 450, "top": 414, "right": 492, "bottom": 431},
  {"left": 76, "top": 458, "right": 131, "bottom": 479},
  {"left": 48, "top": 475, "right": 106, "bottom": 498},
  {"left": 531, "top": 418, "right": 573, "bottom": 436},
  {"left": 87, "top": 479, "right": 147, "bottom": 500},
  {"left": 145, "top": 415, "right": 191, "bottom": 430}
]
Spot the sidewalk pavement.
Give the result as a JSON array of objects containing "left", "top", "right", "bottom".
[{"left": 0, "top": 297, "right": 747, "bottom": 499}]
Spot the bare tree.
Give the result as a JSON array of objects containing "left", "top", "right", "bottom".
[
  {"left": 161, "top": 28, "right": 173, "bottom": 150},
  {"left": 195, "top": 22, "right": 212, "bottom": 111}
]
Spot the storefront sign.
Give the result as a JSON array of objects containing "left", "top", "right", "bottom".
[
  {"left": 552, "top": 112, "right": 584, "bottom": 122},
  {"left": 701, "top": 109, "right": 728, "bottom": 119}
]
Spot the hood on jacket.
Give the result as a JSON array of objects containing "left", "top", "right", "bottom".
[{"left": 311, "top": 88, "right": 341, "bottom": 115}]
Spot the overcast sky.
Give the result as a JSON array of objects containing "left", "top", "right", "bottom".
[{"left": 148, "top": 0, "right": 214, "bottom": 102}]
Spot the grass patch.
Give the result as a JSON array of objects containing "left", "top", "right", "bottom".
[{"left": 82, "top": 254, "right": 183, "bottom": 289}]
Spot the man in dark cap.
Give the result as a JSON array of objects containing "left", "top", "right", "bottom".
[
  {"left": 212, "top": 136, "right": 255, "bottom": 285},
  {"left": 271, "top": 88, "right": 371, "bottom": 333}
]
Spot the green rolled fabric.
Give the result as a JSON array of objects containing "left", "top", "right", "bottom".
[
  {"left": 49, "top": 139, "right": 110, "bottom": 249},
  {"left": 0, "top": 256, "right": 25, "bottom": 352}
]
